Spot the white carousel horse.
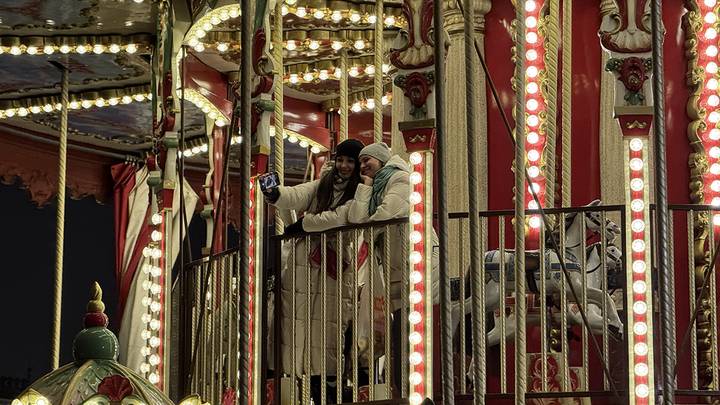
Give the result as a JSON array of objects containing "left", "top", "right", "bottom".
[{"left": 450, "top": 200, "right": 625, "bottom": 346}]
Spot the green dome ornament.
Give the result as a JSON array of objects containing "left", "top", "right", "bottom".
[{"left": 12, "top": 282, "right": 175, "bottom": 405}]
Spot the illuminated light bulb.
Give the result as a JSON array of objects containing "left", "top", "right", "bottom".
[
  {"left": 629, "top": 138, "right": 643, "bottom": 151},
  {"left": 183, "top": 149, "right": 192, "bottom": 157},
  {"left": 220, "top": 10, "right": 230, "bottom": 20},
  {"left": 281, "top": 5, "right": 289, "bottom": 15},
  {"left": 26, "top": 46, "right": 38, "bottom": 55},
  {"left": 142, "top": 313, "right": 152, "bottom": 323},
  {"left": 526, "top": 31, "right": 538, "bottom": 44},
  {"left": 525, "top": 0, "right": 537, "bottom": 12},
  {"left": 202, "top": 22, "right": 213, "bottom": 32},
  {"left": 331, "top": 11, "right": 342, "bottom": 22},
  {"left": 10, "top": 46, "right": 22, "bottom": 55},
  {"left": 368, "top": 15, "right": 377, "bottom": 24},
  {"left": 122, "top": 95, "right": 133, "bottom": 104},
  {"left": 296, "top": 7, "right": 307, "bottom": 17},
  {"left": 363, "top": 65, "right": 376, "bottom": 77},
  {"left": 286, "top": 40, "right": 297, "bottom": 51},
  {"left": 30, "top": 106, "right": 42, "bottom": 114},
  {"left": 134, "top": 94, "right": 146, "bottom": 102},
  {"left": 17, "top": 108, "right": 28, "bottom": 117},
  {"left": 308, "top": 40, "right": 320, "bottom": 50},
  {"left": 712, "top": 180, "right": 720, "bottom": 192},
  {"left": 141, "top": 346, "right": 151, "bottom": 357},
  {"left": 711, "top": 128, "right": 720, "bottom": 140},
  {"left": 633, "top": 301, "right": 647, "bottom": 315},
  {"left": 105, "top": 43, "right": 121, "bottom": 54},
  {"left": 351, "top": 102, "right": 362, "bottom": 112},
  {"left": 633, "top": 260, "right": 646, "bottom": 273},
  {"left": 713, "top": 197, "right": 720, "bottom": 207},
  {"left": 217, "top": 42, "right": 229, "bottom": 53},
  {"left": 707, "top": 45, "right": 719, "bottom": 58},
  {"left": 527, "top": 149, "right": 540, "bottom": 162},
  {"left": 708, "top": 61, "right": 719, "bottom": 74},
  {"left": 409, "top": 393, "right": 423, "bottom": 405},
  {"left": 42, "top": 103, "right": 54, "bottom": 112},
  {"left": 529, "top": 215, "right": 541, "bottom": 228},
  {"left": 633, "top": 322, "right": 648, "bottom": 336},
  {"left": 43, "top": 45, "right": 55, "bottom": 54},
  {"left": 150, "top": 301, "right": 161, "bottom": 312},
  {"left": 410, "top": 271, "right": 422, "bottom": 284},
  {"left": 366, "top": 99, "right": 375, "bottom": 109},
  {"left": 142, "top": 264, "right": 151, "bottom": 274},
  {"left": 385, "top": 16, "right": 396, "bottom": 26},
  {"left": 331, "top": 41, "right": 343, "bottom": 51},
  {"left": 633, "top": 280, "right": 647, "bottom": 294},
  {"left": 528, "top": 182, "right": 541, "bottom": 193},
  {"left": 711, "top": 111, "right": 720, "bottom": 124},
  {"left": 410, "top": 291, "right": 422, "bottom": 304},
  {"left": 55, "top": 103, "right": 62, "bottom": 110},
  {"left": 410, "top": 191, "right": 422, "bottom": 205},
  {"left": 632, "top": 239, "right": 646, "bottom": 253},
  {"left": 313, "top": 9, "right": 325, "bottom": 19},
  {"left": 108, "top": 98, "right": 119, "bottom": 106},
  {"left": 527, "top": 114, "right": 539, "bottom": 127},
  {"left": 125, "top": 43, "right": 139, "bottom": 55},
  {"left": 333, "top": 68, "right": 343, "bottom": 79},
  {"left": 635, "top": 342, "right": 649, "bottom": 355},
  {"left": 528, "top": 165, "right": 540, "bottom": 178},
  {"left": 407, "top": 152, "right": 423, "bottom": 166},
  {"left": 710, "top": 95, "right": 720, "bottom": 107},
  {"left": 410, "top": 231, "right": 423, "bottom": 244},
  {"left": 210, "top": 15, "right": 221, "bottom": 25},
  {"left": 526, "top": 98, "right": 539, "bottom": 111},
  {"left": 142, "top": 280, "right": 152, "bottom": 290},
  {"left": 151, "top": 266, "right": 162, "bottom": 277},
  {"left": 714, "top": 214, "right": 720, "bottom": 226},
  {"left": 410, "top": 172, "right": 422, "bottom": 185},
  {"left": 288, "top": 135, "right": 298, "bottom": 143},
  {"left": 382, "top": 95, "right": 390, "bottom": 105},
  {"left": 706, "top": 28, "right": 718, "bottom": 40},
  {"left": 93, "top": 44, "right": 105, "bottom": 54},
  {"left": 526, "top": 16, "right": 538, "bottom": 28},
  {"left": 527, "top": 82, "right": 538, "bottom": 94},
  {"left": 4, "top": 109, "right": 16, "bottom": 117},
  {"left": 318, "top": 70, "right": 329, "bottom": 80},
  {"left": 410, "top": 212, "right": 422, "bottom": 225},
  {"left": 635, "top": 363, "right": 649, "bottom": 377},
  {"left": 706, "top": 11, "right": 717, "bottom": 24},
  {"left": 527, "top": 66, "right": 539, "bottom": 78},
  {"left": 59, "top": 44, "right": 71, "bottom": 54},
  {"left": 527, "top": 131, "right": 539, "bottom": 144},
  {"left": 382, "top": 63, "right": 391, "bottom": 73},
  {"left": 630, "top": 178, "right": 644, "bottom": 191},
  {"left": 188, "top": 37, "right": 199, "bottom": 48},
  {"left": 150, "top": 319, "right": 161, "bottom": 330},
  {"left": 409, "top": 332, "right": 422, "bottom": 345},
  {"left": 200, "top": 144, "right": 209, "bottom": 153},
  {"left": 410, "top": 251, "right": 422, "bottom": 264},
  {"left": 140, "top": 363, "right": 151, "bottom": 373},
  {"left": 311, "top": 146, "right": 321, "bottom": 154},
  {"left": 629, "top": 157, "right": 644, "bottom": 171},
  {"left": 151, "top": 230, "right": 162, "bottom": 242},
  {"left": 712, "top": 163, "right": 720, "bottom": 175},
  {"left": 143, "top": 247, "right": 152, "bottom": 257},
  {"left": 95, "top": 98, "right": 106, "bottom": 107},
  {"left": 528, "top": 200, "right": 539, "bottom": 209},
  {"left": 349, "top": 66, "right": 359, "bottom": 77},
  {"left": 303, "top": 72, "right": 314, "bottom": 82},
  {"left": 229, "top": 6, "right": 240, "bottom": 17},
  {"left": 635, "top": 384, "right": 649, "bottom": 398},
  {"left": 141, "top": 329, "right": 151, "bottom": 339},
  {"left": 76, "top": 44, "right": 88, "bottom": 54},
  {"left": 149, "top": 354, "right": 160, "bottom": 365},
  {"left": 151, "top": 248, "right": 162, "bottom": 259},
  {"left": 194, "top": 43, "right": 205, "bottom": 52},
  {"left": 630, "top": 219, "right": 645, "bottom": 232},
  {"left": 299, "top": 140, "right": 309, "bottom": 148},
  {"left": 215, "top": 118, "right": 227, "bottom": 127},
  {"left": 409, "top": 351, "right": 423, "bottom": 365},
  {"left": 354, "top": 40, "right": 366, "bottom": 50},
  {"left": 149, "top": 373, "right": 160, "bottom": 384},
  {"left": 208, "top": 111, "right": 218, "bottom": 120},
  {"left": 349, "top": 12, "right": 361, "bottom": 23},
  {"left": 409, "top": 371, "right": 423, "bottom": 385},
  {"left": 409, "top": 311, "right": 422, "bottom": 324}
]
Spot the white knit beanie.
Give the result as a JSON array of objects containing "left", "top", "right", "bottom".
[{"left": 359, "top": 142, "right": 392, "bottom": 164}]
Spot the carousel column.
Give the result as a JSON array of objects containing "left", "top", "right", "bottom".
[
  {"left": 442, "top": 0, "right": 491, "bottom": 281},
  {"left": 389, "top": 0, "right": 442, "bottom": 400},
  {"left": 602, "top": 18, "right": 657, "bottom": 402}
]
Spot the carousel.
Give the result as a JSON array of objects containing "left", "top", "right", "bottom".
[{"left": 0, "top": 0, "right": 719, "bottom": 404}]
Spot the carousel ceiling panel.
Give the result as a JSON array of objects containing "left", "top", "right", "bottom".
[
  {"left": 0, "top": 53, "right": 150, "bottom": 99},
  {"left": 0, "top": 0, "right": 154, "bottom": 35}
]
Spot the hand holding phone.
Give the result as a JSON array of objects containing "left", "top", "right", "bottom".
[{"left": 259, "top": 171, "right": 280, "bottom": 193}]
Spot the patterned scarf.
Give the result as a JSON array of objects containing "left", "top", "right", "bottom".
[{"left": 369, "top": 164, "right": 401, "bottom": 215}]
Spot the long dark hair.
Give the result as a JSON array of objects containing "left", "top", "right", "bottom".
[{"left": 312, "top": 159, "right": 361, "bottom": 213}]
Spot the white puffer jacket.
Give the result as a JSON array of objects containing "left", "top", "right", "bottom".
[
  {"left": 268, "top": 176, "right": 367, "bottom": 377},
  {"left": 348, "top": 155, "right": 440, "bottom": 312}
]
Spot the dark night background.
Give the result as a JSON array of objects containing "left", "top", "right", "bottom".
[{"left": 0, "top": 181, "right": 214, "bottom": 398}]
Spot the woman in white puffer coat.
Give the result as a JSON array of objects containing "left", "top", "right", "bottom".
[{"left": 264, "top": 139, "right": 366, "bottom": 403}]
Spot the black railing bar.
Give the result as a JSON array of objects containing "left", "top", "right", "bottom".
[
  {"left": 674, "top": 390, "right": 720, "bottom": 397},
  {"left": 473, "top": 391, "right": 626, "bottom": 400},
  {"left": 447, "top": 205, "right": 626, "bottom": 219},
  {"left": 270, "top": 217, "right": 409, "bottom": 241}
]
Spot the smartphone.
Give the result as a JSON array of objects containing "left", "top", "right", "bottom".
[{"left": 259, "top": 171, "right": 280, "bottom": 193}]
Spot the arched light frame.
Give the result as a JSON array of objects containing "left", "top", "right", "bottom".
[{"left": 176, "top": 88, "right": 230, "bottom": 128}]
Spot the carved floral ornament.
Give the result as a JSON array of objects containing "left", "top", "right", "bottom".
[
  {"left": 389, "top": 0, "right": 438, "bottom": 69},
  {"left": 394, "top": 71, "right": 435, "bottom": 119},
  {"left": 598, "top": 0, "right": 652, "bottom": 53},
  {"left": 605, "top": 57, "right": 652, "bottom": 105}
]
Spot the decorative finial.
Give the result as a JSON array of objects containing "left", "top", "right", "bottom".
[{"left": 83, "top": 281, "right": 108, "bottom": 328}]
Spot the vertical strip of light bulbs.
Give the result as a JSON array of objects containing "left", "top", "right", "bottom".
[
  {"left": 697, "top": 2, "right": 720, "bottom": 213},
  {"left": 140, "top": 211, "right": 165, "bottom": 387},
  {"left": 407, "top": 151, "right": 432, "bottom": 405},
  {"left": 625, "top": 137, "right": 654, "bottom": 404},
  {"left": 522, "top": 0, "right": 546, "bottom": 233},
  {"left": 245, "top": 177, "right": 263, "bottom": 404}
]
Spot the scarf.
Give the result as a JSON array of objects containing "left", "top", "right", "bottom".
[{"left": 369, "top": 164, "right": 401, "bottom": 215}]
